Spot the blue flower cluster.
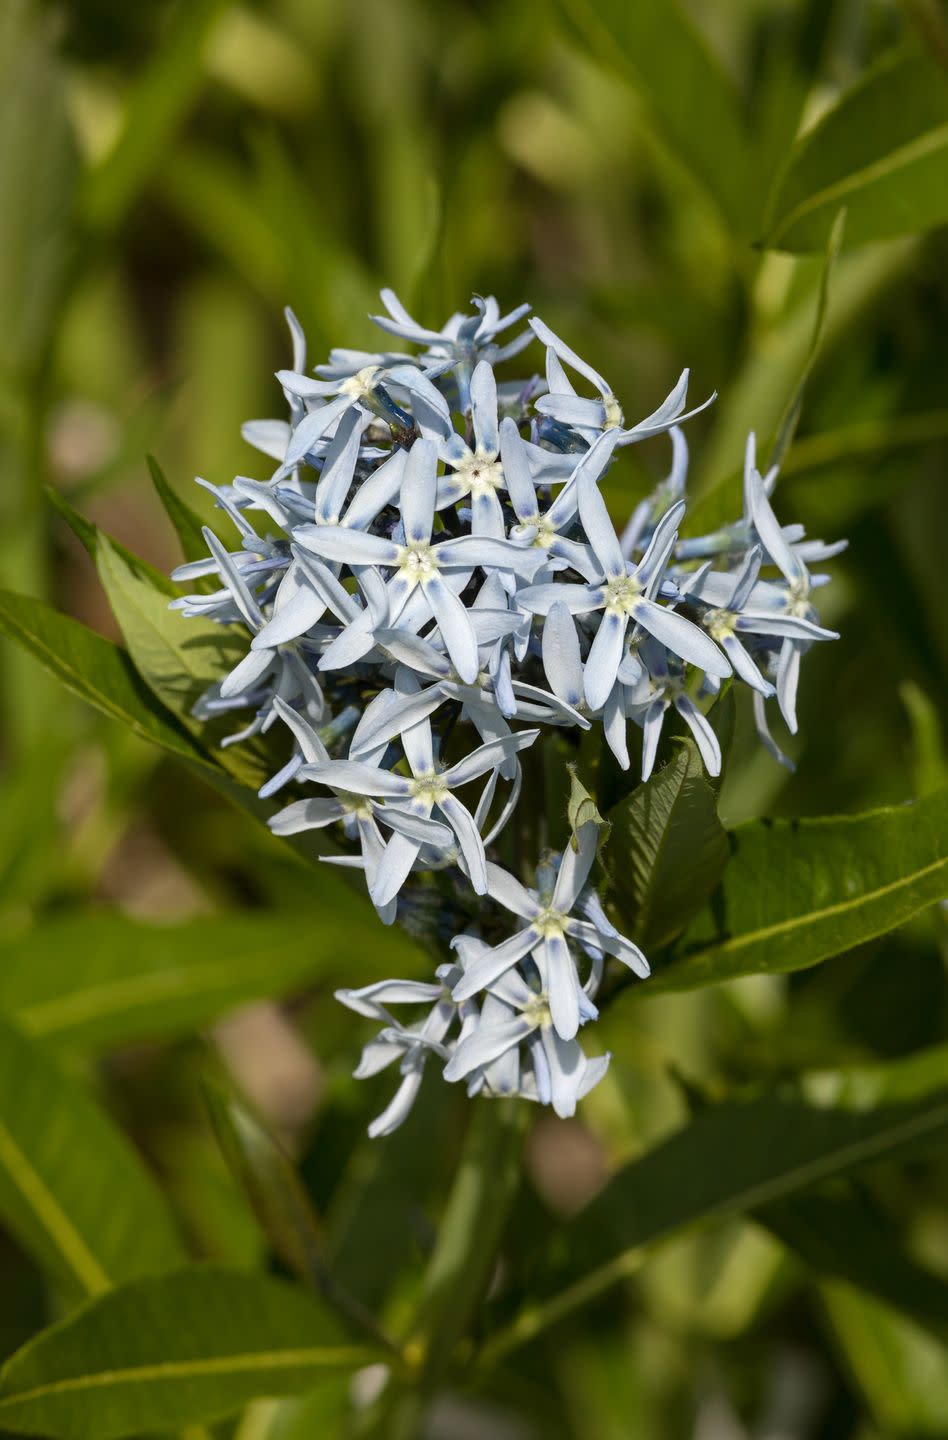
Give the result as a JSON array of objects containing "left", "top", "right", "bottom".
[{"left": 174, "top": 293, "right": 844, "bottom": 1134}]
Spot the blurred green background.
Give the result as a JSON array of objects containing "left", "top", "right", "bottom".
[{"left": 0, "top": 1, "right": 946, "bottom": 1437}]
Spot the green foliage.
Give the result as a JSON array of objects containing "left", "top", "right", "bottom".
[
  {"left": 647, "top": 787, "right": 948, "bottom": 994},
  {"left": 556, "top": 0, "right": 752, "bottom": 232},
  {"left": 487, "top": 1045, "right": 948, "bottom": 1358},
  {"left": 763, "top": 49, "right": 948, "bottom": 252},
  {"left": 0, "top": 905, "right": 425, "bottom": 1050},
  {"left": 761, "top": 1189, "right": 948, "bottom": 1344},
  {"left": 0, "top": 1013, "right": 182, "bottom": 1303},
  {"left": 147, "top": 454, "right": 209, "bottom": 565},
  {"left": 0, "top": 2, "right": 946, "bottom": 1437},
  {"left": 0, "top": 588, "right": 215, "bottom": 772},
  {"left": 606, "top": 740, "right": 729, "bottom": 951},
  {"left": 0, "top": 1267, "right": 376, "bottom": 1438}
]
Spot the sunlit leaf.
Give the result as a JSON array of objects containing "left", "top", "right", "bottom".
[
  {"left": 642, "top": 788, "right": 948, "bottom": 995},
  {"left": 0, "top": 904, "right": 428, "bottom": 1050},
  {"left": 0, "top": 1013, "right": 182, "bottom": 1303},
  {"left": 763, "top": 49, "right": 948, "bottom": 252},
  {"left": 0, "top": 1267, "right": 377, "bottom": 1439},
  {"left": 0, "top": 588, "right": 217, "bottom": 774}
]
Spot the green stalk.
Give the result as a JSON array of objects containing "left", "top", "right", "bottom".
[{"left": 358, "top": 1097, "right": 529, "bottom": 1438}]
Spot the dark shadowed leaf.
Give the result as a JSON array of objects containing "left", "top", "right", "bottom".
[
  {"left": 555, "top": 0, "right": 752, "bottom": 231},
  {"left": 763, "top": 49, "right": 948, "bottom": 252},
  {"left": 0, "top": 1267, "right": 376, "bottom": 1439},
  {"left": 644, "top": 788, "right": 948, "bottom": 995},
  {"left": 760, "top": 1189, "right": 948, "bottom": 1344},
  {"left": 606, "top": 740, "right": 729, "bottom": 950},
  {"left": 483, "top": 1046, "right": 948, "bottom": 1362},
  {"left": 0, "top": 1014, "right": 183, "bottom": 1303}
]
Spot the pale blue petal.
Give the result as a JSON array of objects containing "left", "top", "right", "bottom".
[
  {"left": 542, "top": 602, "right": 584, "bottom": 707},
  {"left": 634, "top": 598, "right": 732, "bottom": 677},
  {"left": 584, "top": 609, "right": 628, "bottom": 711},
  {"left": 552, "top": 818, "right": 599, "bottom": 912},
  {"left": 424, "top": 572, "right": 479, "bottom": 684},
  {"left": 294, "top": 525, "right": 399, "bottom": 567},
  {"left": 400, "top": 437, "right": 438, "bottom": 545},
  {"left": 470, "top": 360, "right": 499, "bottom": 454},
  {"left": 302, "top": 759, "right": 411, "bottom": 798}
]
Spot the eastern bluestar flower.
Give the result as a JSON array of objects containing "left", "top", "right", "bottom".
[{"left": 172, "top": 294, "right": 844, "bottom": 1132}]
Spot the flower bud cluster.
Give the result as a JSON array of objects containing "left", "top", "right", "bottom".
[{"left": 175, "top": 292, "right": 844, "bottom": 1133}]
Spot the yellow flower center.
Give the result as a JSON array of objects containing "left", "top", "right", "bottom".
[
  {"left": 396, "top": 542, "right": 441, "bottom": 588},
  {"left": 339, "top": 366, "right": 380, "bottom": 399},
  {"left": 603, "top": 573, "right": 642, "bottom": 615},
  {"left": 409, "top": 772, "right": 450, "bottom": 805}
]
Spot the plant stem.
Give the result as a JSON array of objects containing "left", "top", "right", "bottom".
[{"left": 357, "top": 1097, "right": 528, "bottom": 1438}]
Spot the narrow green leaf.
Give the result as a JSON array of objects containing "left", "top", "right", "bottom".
[
  {"left": 0, "top": 1267, "right": 376, "bottom": 1439},
  {"left": 0, "top": 1013, "right": 183, "bottom": 1302},
  {"left": 643, "top": 788, "right": 948, "bottom": 995},
  {"left": 900, "top": 681, "right": 948, "bottom": 797},
  {"left": 606, "top": 740, "right": 729, "bottom": 951},
  {"left": 46, "top": 487, "right": 176, "bottom": 595},
  {"left": 0, "top": 588, "right": 217, "bottom": 773},
  {"left": 761, "top": 1189, "right": 948, "bottom": 1344},
  {"left": 569, "top": 1051, "right": 948, "bottom": 1278},
  {"left": 555, "top": 0, "right": 752, "bottom": 231},
  {"left": 763, "top": 49, "right": 948, "bottom": 252},
  {"left": 204, "top": 1088, "right": 389, "bottom": 1346},
  {"left": 94, "top": 532, "right": 268, "bottom": 789},
  {"left": 821, "top": 1283, "right": 948, "bottom": 1434},
  {"left": 81, "top": 0, "right": 229, "bottom": 233},
  {"left": 0, "top": 905, "right": 427, "bottom": 1050},
  {"left": 204, "top": 1086, "right": 329, "bottom": 1290},
  {"left": 147, "top": 455, "right": 209, "bottom": 565},
  {"left": 482, "top": 1046, "right": 948, "bottom": 1363},
  {"left": 768, "top": 207, "right": 846, "bottom": 472}
]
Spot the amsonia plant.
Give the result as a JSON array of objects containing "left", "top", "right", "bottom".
[{"left": 170, "top": 292, "right": 844, "bottom": 1135}]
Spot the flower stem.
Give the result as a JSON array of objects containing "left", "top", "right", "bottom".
[{"left": 357, "top": 1097, "right": 528, "bottom": 1437}]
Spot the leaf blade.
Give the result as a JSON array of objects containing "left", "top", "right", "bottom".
[
  {"left": 0, "top": 1014, "right": 183, "bottom": 1302},
  {"left": 764, "top": 49, "right": 948, "bottom": 252},
  {"left": 0, "top": 1267, "right": 376, "bottom": 1439},
  {"left": 0, "top": 588, "right": 217, "bottom": 773},
  {"left": 606, "top": 741, "right": 729, "bottom": 951},
  {"left": 0, "top": 905, "right": 428, "bottom": 1050},
  {"left": 644, "top": 788, "right": 948, "bottom": 995}
]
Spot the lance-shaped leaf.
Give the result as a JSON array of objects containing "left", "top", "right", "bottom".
[
  {"left": 0, "top": 904, "right": 427, "bottom": 1051},
  {"left": 48, "top": 492, "right": 269, "bottom": 787},
  {"left": 555, "top": 0, "right": 752, "bottom": 232},
  {"left": 605, "top": 740, "right": 729, "bottom": 951},
  {"left": 204, "top": 1086, "right": 389, "bottom": 1345},
  {"left": 763, "top": 49, "right": 948, "bottom": 253},
  {"left": 643, "top": 787, "right": 948, "bottom": 995},
  {"left": 0, "top": 1013, "right": 183, "bottom": 1303},
  {"left": 0, "top": 1267, "right": 377, "bottom": 1439},
  {"left": 148, "top": 454, "right": 209, "bottom": 565},
  {"left": 821, "top": 1283, "right": 948, "bottom": 1435},
  {"left": 760, "top": 1189, "right": 948, "bottom": 1346},
  {"left": 0, "top": 588, "right": 216, "bottom": 774},
  {"left": 482, "top": 1045, "right": 948, "bottom": 1363}
]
